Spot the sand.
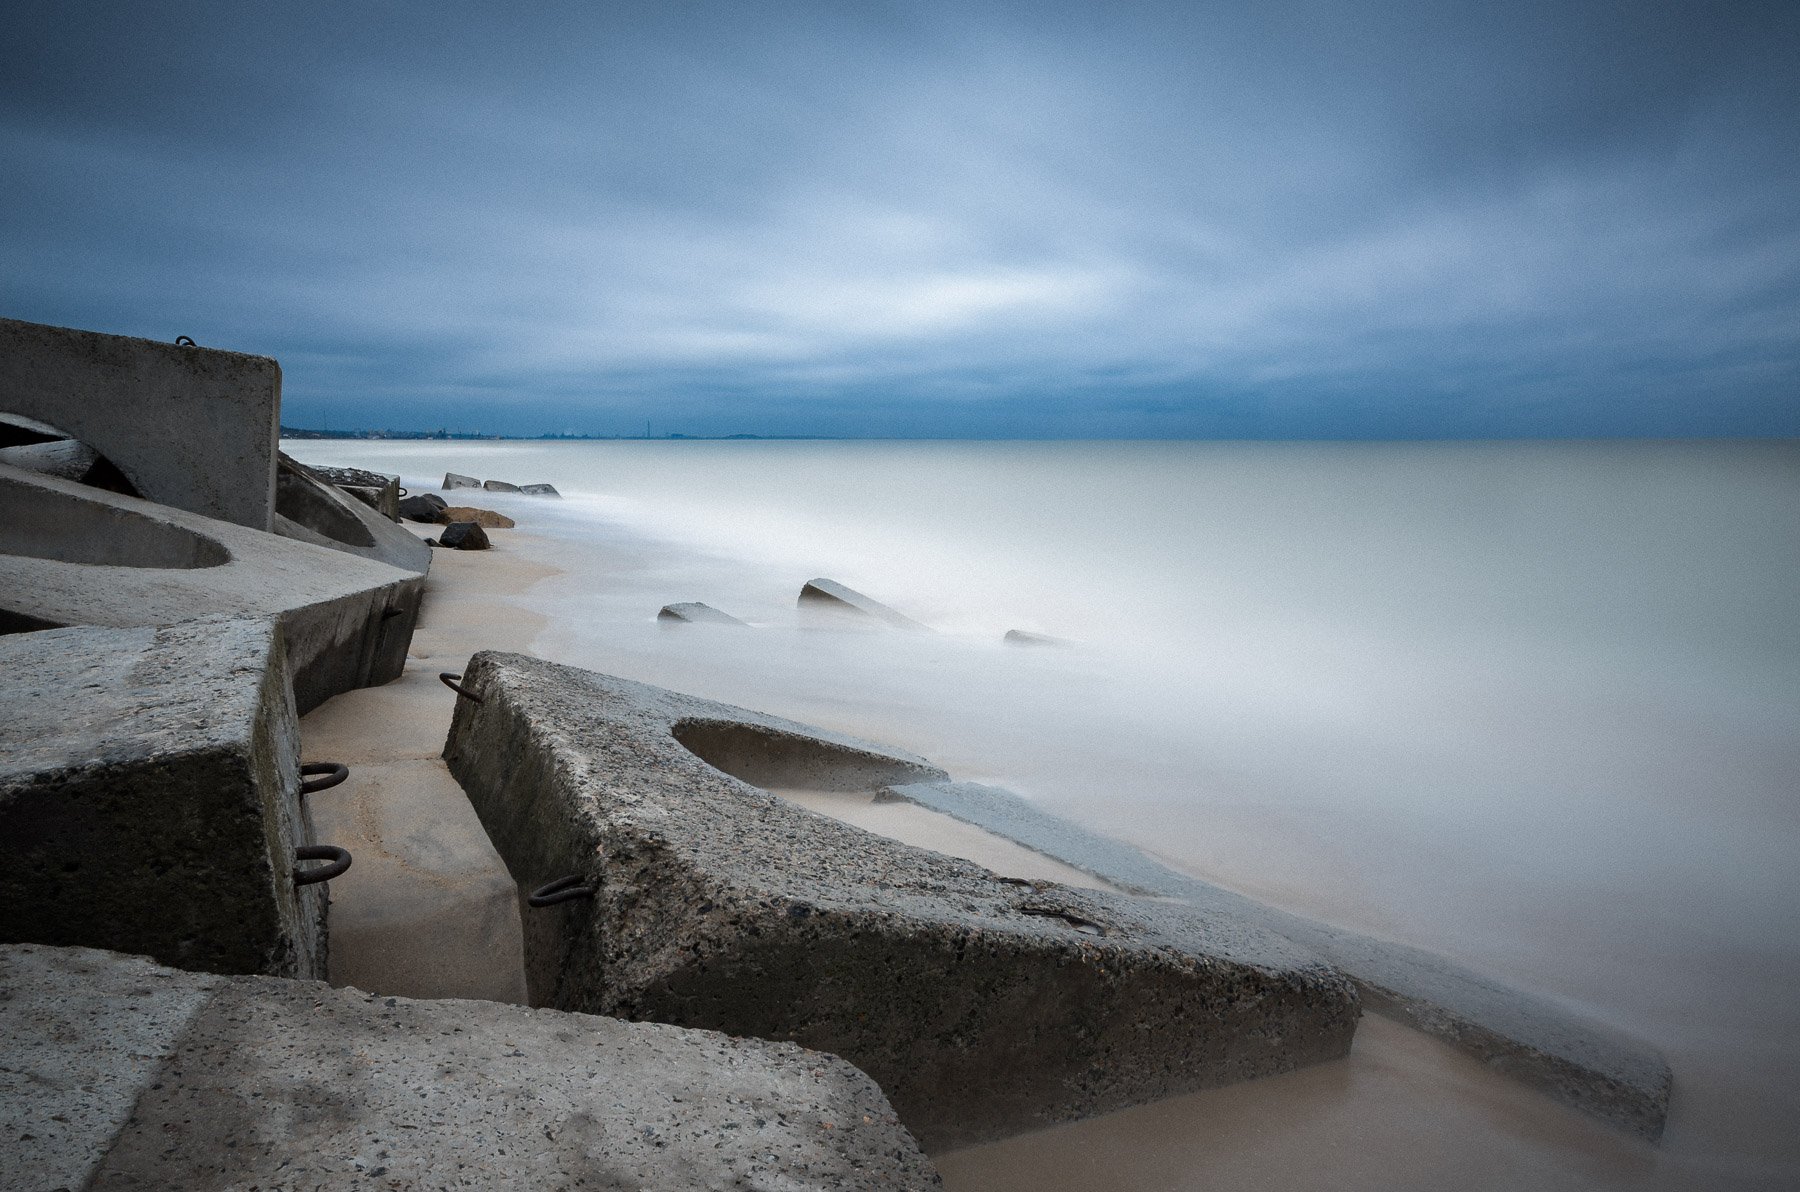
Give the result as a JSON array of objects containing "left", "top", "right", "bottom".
[{"left": 295, "top": 515, "right": 1706, "bottom": 1190}]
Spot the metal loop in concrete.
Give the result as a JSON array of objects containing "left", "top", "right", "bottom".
[
  {"left": 173, "top": 335, "right": 196, "bottom": 346},
  {"left": 298, "top": 762, "right": 349, "bottom": 795},
  {"left": 293, "top": 845, "right": 352, "bottom": 886},
  {"left": 527, "top": 874, "right": 596, "bottom": 907},
  {"left": 438, "top": 672, "right": 483, "bottom": 703}
]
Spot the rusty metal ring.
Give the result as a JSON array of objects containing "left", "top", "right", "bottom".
[
  {"left": 174, "top": 335, "right": 196, "bottom": 346},
  {"left": 299, "top": 762, "right": 348, "bottom": 795},
  {"left": 294, "top": 845, "right": 352, "bottom": 886},
  {"left": 439, "top": 672, "right": 483, "bottom": 703},
  {"left": 528, "top": 874, "right": 596, "bottom": 907}
]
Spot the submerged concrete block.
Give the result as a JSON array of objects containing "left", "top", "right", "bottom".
[
  {"left": 274, "top": 453, "right": 431, "bottom": 574},
  {"left": 0, "top": 463, "right": 424, "bottom": 712},
  {"left": 658, "top": 600, "right": 749, "bottom": 625},
  {"left": 798, "top": 577, "right": 931, "bottom": 630},
  {"left": 483, "top": 477, "right": 522, "bottom": 492},
  {"left": 520, "top": 482, "right": 561, "bottom": 497},
  {"left": 1, "top": 944, "right": 940, "bottom": 1191},
  {"left": 0, "top": 618, "right": 326, "bottom": 977},
  {"left": 1003, "top": 628, "right": 1073, "bottom": 647},
  {"left": 0, "top": 316, "right": 281, "bottom": 529},
  {"left": 444, "top": 471, "right": 480, "bottom": 489},
  {"left": 443, "top": 653, "right": 1360, "bottom": 1149},
  {"left": 883, "top": 779, "right": 1673, "bottom": 1140}
]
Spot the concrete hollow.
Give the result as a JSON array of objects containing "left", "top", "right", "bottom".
[
  {"left": 0, "top": 474, "right": 228, "bottom": 569},
  {"left": 670, "top": 718, "right": 935, "bottom": 792}
]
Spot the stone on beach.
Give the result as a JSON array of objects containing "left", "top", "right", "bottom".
[
  {"left": 442, "top": 504, "right": 515, "bottom": 528},
  {"left": 0, "top": 943, "right": 941, "bottom": 1192},
  {"left": 398, "top": 492, "right": 448, "bottom": 522},
  {"left": 443, "top": 471, "right": 480, "bottom": 489},
  {"left": 0, "top": 619, "right": 326, "bottom": 978},
  {"left": 438, "top": 520, "right": 491, "bottom": 550},
  {"left": 658, "top": 601, "right": 749, "bottom": 625},
  {"left": 443, "top": 653, "right": 1360, "bottom": 1150},
  {"left": 798, "top": 577, "right": 931, "bottom": 630}
]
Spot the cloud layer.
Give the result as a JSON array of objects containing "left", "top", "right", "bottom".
[{"left": 3, "top": 0, "right": 1796, "bottom": 435}]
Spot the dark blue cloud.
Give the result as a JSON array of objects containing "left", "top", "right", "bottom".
[{"left": 3, "top": 0, "right": 1796, "bottom": 436}]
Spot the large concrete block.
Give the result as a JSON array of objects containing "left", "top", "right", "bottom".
[
  {"left": 798, "top": 577, "right": 931, "bottom": 629},
  {"left": 443, "top": 653, "right": 1360, "bottom": 1150},
  {"left": 0, "top": 462, "right": 423, "bottom": 712},
  {"left": 0, "top": 943, "right": 941, "bottom": 1191},
  {"left": 0, "top": 618, "right": 326, "bottom": 978},
  {"left": 884, "top": 779, "right": 1673, "bottom": 1139},
  {"left": 274, "top": 452, "right": 432, "bottom": 574},
  {"left": 0, "top": 316, "right": 280, "bottom": 530}
]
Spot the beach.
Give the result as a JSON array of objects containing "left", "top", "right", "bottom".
[{"left": 284, "top": 438, "right": 1800, "bottom": 1190}]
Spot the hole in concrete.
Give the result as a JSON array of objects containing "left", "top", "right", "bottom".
[
  {"left": 0, "top": 412, "right": 142, "bottom": 498},
  {"left": 670, "top": 719, "right": 933, "bottom": 793},
  {"left": 276, "top": 457, "right": 376, "bottom": 547},
  {"left": 0, "top": 473, "right": 229, "bottom": 568}
]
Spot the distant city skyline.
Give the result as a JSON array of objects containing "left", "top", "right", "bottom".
[{"left": 4, "top": 0, "right": 1797, "bottom": 437}]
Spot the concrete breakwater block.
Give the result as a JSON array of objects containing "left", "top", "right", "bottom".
[
  {"left": 883, "top": 780, "right": 1673, "bottom": 1140},
  {"left": 0, "top": 463, "right": 424, "bottom": 712},
  {"left": 0, "top": 619, "right": 326, "bottom": 978},
  {"left": 1003, "top": 629, "right": 1073, "bottom": 647},
  {"left": 444, "top": 471, "right": 480, "bottom": 489},
  {"left": 0, "top": 943, "right": 941, "bottom": 1192},
  {"left": 484, "top": 478, "right": 523, "bottom": 492},
  {"left": 0, "top": 316, "right": 282, "bottom": 530},
  {"left": 798, "top": 577, "right": 931, "bottom": 630},
  {"left": 658, "top": 600, "right": 749, "bottom": 625},
  {"left": 275, "top": 453, "right": 431, "bottom": 574},
  {"left": 301, "top": 462, "right": 403, "bottom": 521},
  {"left": 443, "top": 653, "right": 1360, "bottom": 1149},
  {"left": 520, "top": 482, "right": 561, "bottom": 496}
]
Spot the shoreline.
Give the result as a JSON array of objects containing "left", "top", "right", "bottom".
[{"left": 332, "top": 504, "right": 1679, "bottom": 1189}]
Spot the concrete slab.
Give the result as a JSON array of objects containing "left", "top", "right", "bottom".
[
  {"left": 443, "top": 653, "right": 1361, "bottom": 1150},
  {"left": 0, "top": 462, "right": 424, "bottom": 712},
  {"left": 2, "top": 943, "right": 940, "bottom": 1191},
  {"left": 883, "top": 779, "right": 1673, "bottom": 1140},
  {"left": 275, "top": 452, "right": 432, "bottom": 574},
  {"left": 303, "top": 758, "right": 527, "bottom": 1003},
  {"left": 301, "top": 463, "right": 403, "bottom": 520},
  {"left": 0, "top": 618, "right": 327, "bottom": 977},
  {"left": 0, "top": 316, "right": 281, "bottom": 529},
  {"left": 798, "top": 577, "right": 931, "bottom": 630},
  {"left": 659, "top": 600, "right": 750, "bottom": 625}
]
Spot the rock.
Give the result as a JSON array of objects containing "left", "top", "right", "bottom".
[
  {"left": 441, "top": 505, "right": 515, "bottom": 529},
  {"left": 483, "top": 478, "right": 522, "bottom": 492},
  {"left": 398, "top": 493, "right": 448, "bottom": 523},
  {"left": 798, "top": 578, "right": 930, "bottom": 630},
  {"left": 1, "top": 943, "right": 941, "bottom": 1192},
  {"left": 658, "top": 601, "right": 749, "bottom": 626},
  {"left": 1003, "top": 629, "right": 1073, "bottom": 647},
  {"left": 443, "top": 654, "right": 1360, "bottom": 1150},
  {"left": 438, "top": 521, "right": 490, "bottom": 550},
  {"left": 0, "top": 619, "right": 326, "bottom": 978},
  {"left": 520, "top": 483, "right": 561, "bottom": 497},
  {"left": 880, "top": 778, "right": 1674, "bottom": 1140},
  {"left": 443, "top": 472, "right": 480, "bottom": 490}
]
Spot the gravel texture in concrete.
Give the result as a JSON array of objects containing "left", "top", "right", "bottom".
[
  {"left": 884, "top": 779, "right": 1672, "bottom": 1140},
  {"left": 0, "top": 943, "right": 940, "bottom": 1192},
  {"left": 0, "top": 618, "right": 327, "bottom": 978},
  {"left": 444, "top": 652, "right": 1361, "bottom": 1150}
]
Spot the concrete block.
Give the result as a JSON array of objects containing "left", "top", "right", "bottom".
[
  {"left": 483, "top": 478, "right": 523, "bottom": 492},
  {"left": 520, "top": 482, "right": 561, "bottom": 497},
  {"left": 443, "top": 653, "right": 1360, "bottom": 1149},
  {"left": 0, "top": 618, "right": 327, "bottom": 977},
  {"left": 883, "top": 779, "right": 1673, "bottom": 1139},
  {"left": 444, "top": 471, "right": 480, "bottom": 489},
  {"left": 0, "top": 316, "right": 281, "bottom": 529},
  {"left": 1, "top": 943, "right": 940, "bottom": 1191},
  {"left": 274, "top": 452, "right": 431, "bottom": 574},
  {"left": 658, "top": 600, "right": 749, "bottom": 625},
  {"left": 302, "top": 463, "right": 403, "bottom": 520},
  {"left": 1003, "top": 629, "right": 1073, "bottom": 647},
  {"left": 0, "top": 462, "right": 424, "bottom": 712},
  {"left": 798, "top": 577, "right": 931, "bottom": 630}
]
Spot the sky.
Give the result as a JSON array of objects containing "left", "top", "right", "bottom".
[{"left": 2, "top": 0, "right": 1796, "bottom": 438}]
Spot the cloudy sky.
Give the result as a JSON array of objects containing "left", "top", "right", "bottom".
[{"left": 3, "top": 1, "right": 1795, "bottom": 436}]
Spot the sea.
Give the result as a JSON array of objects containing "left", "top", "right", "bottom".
[{"left": 284, "top": 437, "right": 1800, "bottom": 1190}]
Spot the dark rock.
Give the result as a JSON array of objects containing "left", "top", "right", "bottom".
[
  {"left": 398, "top": 495, "right": 448, "bottom": 524},
  {"left": 443, "top": 472, "right": 480, "bottom": 490},
  {"left": 482, "top": 479, "right": 522, "bottom": 493},
  {"left": 438, "top": 521, "right": 490, "bottom": 550}
]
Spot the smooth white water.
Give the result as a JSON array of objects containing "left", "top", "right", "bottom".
[{"left": 287, "top": 438, "right": 1800, "bottom": 1188}]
